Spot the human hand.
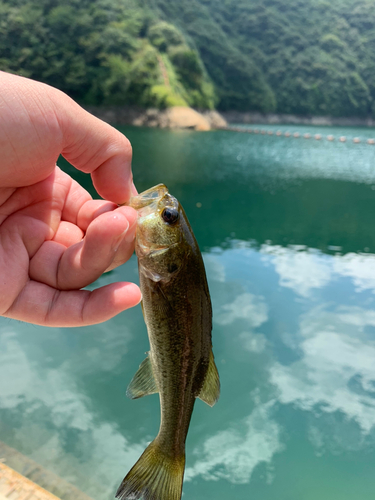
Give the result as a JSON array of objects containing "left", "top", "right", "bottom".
[{"left": 0, "top": 71, "right": 141, "bottom": 327}]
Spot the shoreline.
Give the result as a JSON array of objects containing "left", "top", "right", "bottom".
[
  {"left": 84, "top": 105, "right": 375, "bottom": 130},
  {"left": 220, "top": 111, "right": 375, "bottom": 128},
  {"left": 84, "top": 105, "right": 226, "bottom": 131}
]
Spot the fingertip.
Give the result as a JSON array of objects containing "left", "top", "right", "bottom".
[
  {"left": 87, "top": 208, "right": 130, "bottom": 238},
  {"left": 112, "top": 282, "right": 142, "bottom": 310},
  {"left": 77, "top": 199, "right": 118, "bottom": 231},
  {"left": 60, "top": 101, "right": 133, "bottom": 204},
  {"left": 90, "top": 132, "right": 133, "bottom": 203},
  {"left": 117, "top": 205, "right": 138, "bottom": 229},
  {"left": 87, "top": 282, "right": 142, "bottom": 323}
]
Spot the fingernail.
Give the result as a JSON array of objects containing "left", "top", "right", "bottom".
[
  {"left": 123, "top": 218, "right": 137, "bottom": 243},
  {"left": 112, "top": 232, "right": 125, "bottom": 252},
  {"left": 112, "top": 221, "right": 129, "bottom": 251},
  {"left": 131, "top": 181, "right": 138, "bottom": 196}
]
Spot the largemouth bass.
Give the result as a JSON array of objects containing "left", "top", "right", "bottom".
[{"left": 116, "top": 184, "right": 220, "bottom": 500}]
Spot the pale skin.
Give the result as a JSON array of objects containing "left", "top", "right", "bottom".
[{"left": 0, "top": 71, "right": 142, "bottom": 327}]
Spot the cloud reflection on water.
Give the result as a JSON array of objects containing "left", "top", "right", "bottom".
[
  {"left": 185, "top": 401, "right": 283, "bottom": 484},
  {"left": 0, "top": 326, "right": 146, "bottom": 498},
  {"left": 1, "top": 242, "right": 375, "bottom": 495},
  {"left": 190, "top": 243, "right": 375, "bottom": 484},
  {"left": 261, "top": 243, "right": 375, "bottom": 296},
  {"left": 333, "top": 252, "right": 375, "bottom": 293},
  {"left": 261, "top": 245, "right": 332, "bottom": 297},
  {"left": 271, "top": 305, "right": 375, "bottom": 434},
  {"left": 257, "top": 243, "right": 375, "bottom": 437},
  {"left": 215, "top": 293, "right": 268, "bottom": 328}
]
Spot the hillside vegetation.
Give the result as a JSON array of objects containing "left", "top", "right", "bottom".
[
  {"left": 1, "top": 0, "right": 375, "bottom": 117},
  {"left": 0, "top": 0, "right": 216, "bottom": 109}
]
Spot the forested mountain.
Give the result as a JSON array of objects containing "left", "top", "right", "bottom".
[
  {"left": 1, "top": 0, "right": 375, "bottom": 117},
  {"left": 0, "top": 0, "right": 216, "bottom": 109}
]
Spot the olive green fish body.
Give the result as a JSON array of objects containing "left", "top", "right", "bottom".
[
  {"left": 140, "top": 220, "right": 212, "bottom": 455},
  {"left": 116, "top": 185, "right": 219, "bottom": 500}
]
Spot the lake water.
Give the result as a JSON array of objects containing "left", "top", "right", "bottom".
[{"left": 1, "top": 124, "right": 375, "bottom": 499}]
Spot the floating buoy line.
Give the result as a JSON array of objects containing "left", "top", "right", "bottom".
[{"left": 224, "top": 126, "right": 375, "bottom": 145}]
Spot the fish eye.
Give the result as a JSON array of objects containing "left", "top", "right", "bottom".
[{"left": 161, "top": 207, "right": 179, "bottom": 225}]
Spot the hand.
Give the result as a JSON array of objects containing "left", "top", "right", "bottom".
[{"left": 0, "top": 71, "right": 141, "bottom": 327}]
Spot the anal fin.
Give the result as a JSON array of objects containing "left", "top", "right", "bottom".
[
  {"left": 127, "top": 354, "right": 159, "bottom": 399},
  {"left": 198, "top": 351, "right": 220, "bottom": 407}
]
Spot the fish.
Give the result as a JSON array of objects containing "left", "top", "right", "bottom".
[{"left": 116, "top": 184, "right": 220, "bottom": 500}]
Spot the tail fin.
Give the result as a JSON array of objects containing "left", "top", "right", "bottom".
[{"left": 115, "top": 439, "right": 185, "bottom": 500}]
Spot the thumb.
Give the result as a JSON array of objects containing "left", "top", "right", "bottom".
[
  {"left": 0, "top": 71, "right": 133, "bottom": 203},
  {"left": 59, "top": 96, "right": 133, "bottom": 204}
]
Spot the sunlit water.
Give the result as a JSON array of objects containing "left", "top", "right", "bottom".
[{"left": 1, "top": 125, "right": 375, "bottom": 499}]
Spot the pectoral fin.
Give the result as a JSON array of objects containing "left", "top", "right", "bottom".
[
  {"left": 127, "top": 354, "right": 159, "bottom": 399},
  {"left": 198, "top": 351, "right": 220, "bottom": 407}
]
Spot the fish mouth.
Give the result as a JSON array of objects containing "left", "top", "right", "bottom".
[
  {"left": 137, "top": 242, "right": 179, "bottom": 258},
  {"left": 137, "top": 244, "right": 168, "bottom": 258},
  {"left": 126, "top": 184, "right": 169, "bottom": 210}
]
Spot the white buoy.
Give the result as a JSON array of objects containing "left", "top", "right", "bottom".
[
  {"left": 285, "top": 131, "right": 291, "bottom": 137},
  {"left": 353, "top": 137, "right": 361, "bottom": 143},
  {"left": 315, "top": 134, "right": 322, "bottom": 140},
  {"left": 303, "top": 133, "right": 311, "bottom": 139},
  {"left": 276, "top": 130, "right": 282, "bottom": 136},
  {"left": 367, "top": 138, "right": 375, "bottom": 145},
  {"left": 293, "top": 132, "right": 300, "bottom": 138},
  {"left": 327, "top": 135, "right": 334, "bottom": 141},
  {"left": 339, "top": 136, "right": 347, "bottom": 142}
]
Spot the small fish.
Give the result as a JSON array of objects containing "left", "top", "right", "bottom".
[{"left": 116, "top": 184, "right": 220, "bottom": 500}]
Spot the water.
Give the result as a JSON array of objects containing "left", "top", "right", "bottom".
[{"left": 1, "top": 124, "right": 375, "bottom": 499}]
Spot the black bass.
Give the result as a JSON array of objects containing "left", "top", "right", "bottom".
[{"left": 116, "top": 184, "right": 220, "bottom": 500}]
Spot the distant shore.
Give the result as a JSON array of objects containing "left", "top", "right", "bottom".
[
  {"left": 85, "top": 105, "right": 375, "bottom": 130},
  {"left": 220, "top": 111, "right": 375, "bottom": 128},
  {"left": 84, "top": 105, "right": 226, "bottom": 131}
]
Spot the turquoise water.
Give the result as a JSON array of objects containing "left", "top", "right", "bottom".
[{"left": 1, "top": 125, "right": 375, "bottom": 499}]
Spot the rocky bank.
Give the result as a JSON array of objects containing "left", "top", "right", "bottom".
[
  {"left": 85, "top": 105, "right": 227, "bottom": 131},
  {"left": 85, "top": 105, "right": 375, "bottom": 130}
]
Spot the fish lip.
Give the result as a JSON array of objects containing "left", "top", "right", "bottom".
[
  {"left": 136, "top": 245, "right": 168, "bottom": 258},
  {"left": 136, "top": 242, "right": 179, "bottom": 258},
  {"left": 126, "top": 184, "right": 169, "bottom": 210}
]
